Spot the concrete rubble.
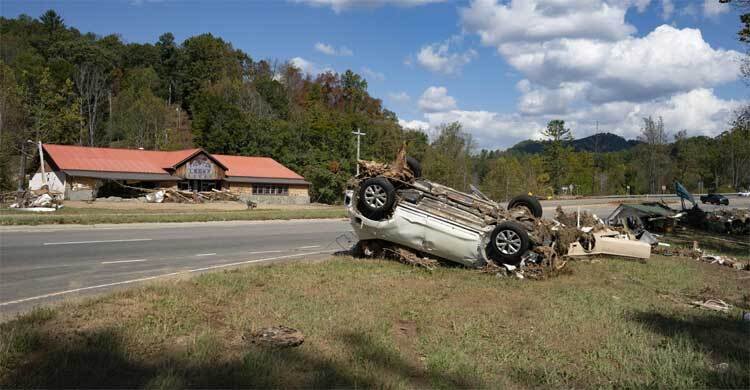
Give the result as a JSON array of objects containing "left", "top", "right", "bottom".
[{"left": 7, "top": 185, "right": 63, "bottom": 212}]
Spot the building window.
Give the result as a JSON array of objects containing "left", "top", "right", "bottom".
[
  {"left": 177, "top": 180, "right": 220, "bottom": 192},
  {"left": 253, "top": 184, "right": 289, "bottom": 196}
]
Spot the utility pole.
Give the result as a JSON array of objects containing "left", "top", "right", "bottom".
[
  {"left": 37, "top": 140, "right": 47, "bottom": 186},
  {"left": 352, "top": 129, "right": 366, "bottom": 176}
]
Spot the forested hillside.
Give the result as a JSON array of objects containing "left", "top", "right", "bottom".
[
  {"left": 507, "top": 133, "right": 641, "bottom": 155},
  {"left": 1, "top": 10, "right": 749, "bottom": 202},
  {"left": 0, "top": 10, "right": 427, "bottom": 203}
]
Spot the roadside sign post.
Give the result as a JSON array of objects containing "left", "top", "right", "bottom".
[{"left": 352, "top": 129, "right": 366, "bottom": 176}]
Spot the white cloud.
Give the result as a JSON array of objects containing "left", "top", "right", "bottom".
[
  {"left": 293, "top": 0, "right": 443, "bottom": 13},
  {"left": 398, "top": 119, "right": 430, "bottom": 131},
  {"left": 418, "top": 86, "right": 457, "bottom": 112},
  {"left": 660, "top": 0, "right": 674, "bottom": 20},
  {"left": 314, "top": 42, "right": 353, "bottom": 56},
  {"left": 504, "top": 25, "right": 740, "bottom": 106},
  {"left": 412, "top": 86, "right": 743, "bottom": 149},
  {"left": 361, "top": 67, "right": 385, "bottom": 81},
  {"left": 703, "top": 0, "right": 729, "bottom": 18},
  {"left": 388, "top": 91, "right": 411, "bottom": 103},
  {"left": 451, "top": 0, "right": 743, "bottom": 147},
  {"left": 424, "top": 109, "right": 545, "bottom": 146},
  {"left": 290, "top": 57, "right": 333, "bottom": 76},
  {"left": 461, "top": 0, "right": 637, "bottom": 46},
  {"left": 416, "top": 37, "right": 478, "bottom": 75},
  {"left": 462, "top": 1, "right": 741, "bottom": 102},
  {"left": 565, "top": 88, "right": 744, "bottom": 139},
  {"left": 517, "top": 81, "right": 588, "bottom": 115}
]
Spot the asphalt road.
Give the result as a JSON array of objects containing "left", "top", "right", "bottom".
[
  {"left": 2, "top": 196, "right": 748, "bottom": 315},
  {"left": 0, "top": 219, "right": 355, "bottom": 316}
]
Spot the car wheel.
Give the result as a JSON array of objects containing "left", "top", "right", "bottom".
[
  {"left": 357, "top": 177, "right": 396, "bottom": 220},
  {"left": 406, "top": 156, "right": 422, "bottom": 178},
  {"left": 507, "top": 194, "right": 543, "bottom": 218},
  {"left": 487, "top": 221, "right": 530, "bottom": 265}
]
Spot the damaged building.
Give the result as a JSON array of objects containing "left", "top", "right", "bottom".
[{"left": 31, "top": 144, "right": 310, "bottom": 204}]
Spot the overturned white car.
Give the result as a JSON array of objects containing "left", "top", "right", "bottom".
[{"left": 345, "top": 152, "right": 545, "bottom": 267}]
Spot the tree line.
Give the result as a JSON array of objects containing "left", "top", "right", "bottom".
[
  {"left": 1, "top": 10, "right": 748, "bottom": 204},
  {"left": 0, "top": 10, "right": 429, "bottom": 203}
]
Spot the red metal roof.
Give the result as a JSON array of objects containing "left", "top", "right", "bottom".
[
  {"left": 42, "top": 144, "right": 305, "bottom": 181},
  {"left": 212, "top": 154, "right": 304, "bottom": 180}
]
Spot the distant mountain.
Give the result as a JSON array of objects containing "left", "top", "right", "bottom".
[{"left": 507, "top": 132, "right": 640, "bottom": 154}]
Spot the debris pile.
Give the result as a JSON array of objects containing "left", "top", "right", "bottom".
[
  {"left": 8, "top": 186, "right": 63, "bottom": 211},
  {"left": 480, "top": 245, "right": 569, "bottom": 280},
  {"left": 150, "top": 188, "right": 240, "bottom": 203},
  {"left": 354, "top": 240, "right": 440, "bottom": 270},
  {"left": 245, "top": 326, "right": 304, "bottom": 348},
  {"left": 356, "top": 145, "right": 415, "bottom": 182},
  {"left": 652, "top": 242, "right": 750, "bottom": 271},
  {"left": 691, "top": 299, "right": 731, "bottom": 313}
]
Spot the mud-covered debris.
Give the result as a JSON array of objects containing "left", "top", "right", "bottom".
[
  {"left": 357, "top": 143, "right": 415, "bottom": 183},
  {"left": 245, "top": 326, "right": 304, "bottom": 348},
  {"left": 554, "top": 205, "right": 602, "bottom": 228},
  {"left": 691, "top": 299, "right": 731, "bottom": 312},
  {"left": 652, "top": 242, "right": 749, "bottom": 270},
  {"left": 354, "top": 240, "right": 439, "bottom": 270},
  {"left": 385, "top": 247, "right": 440, "bottom": 270}
]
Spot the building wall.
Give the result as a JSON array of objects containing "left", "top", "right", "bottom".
[
  {"left": 227, "top": 182, "right": 253, "bottom": 194},
  {"left": 289, "top": 185, "right": 309, "bottom": 197},
  {"left": 226, "top": 182, "right": 310, "bottom": 204},
  {"left": 29, "top": 171, "right": 66, "bottom": 193},
  {"left": 66, "top": 176, "right": 100, "bottom": 200}
]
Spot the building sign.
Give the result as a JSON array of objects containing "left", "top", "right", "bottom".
[{"left": 185, "top": 155, "right": 217, "bottom": 180}]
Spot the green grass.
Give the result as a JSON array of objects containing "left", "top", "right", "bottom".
[
  {"left": 0, "top": 207, "right": 346, "bottom": 225},
  {"left": 1, "top": 256, "right": 748, "bottom": 388}
]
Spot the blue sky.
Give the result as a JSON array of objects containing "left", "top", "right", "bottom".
[{"left": 2, "top": 0, "right": 747, "bottom": 149}]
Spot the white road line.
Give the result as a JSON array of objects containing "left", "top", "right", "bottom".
[
  {"left": 0, "top": 251, "right": 330, "bottom": 307},
  {"left": 298, "top": 245, "right": 320, "bottom": 249},
  {"left": 100, "top": 259, "right": 148, "bottom": 265},
  {"left": 247, "top": 250, "right": 284, "bottom": 255},
  {"left": 43, "top": 238, "right": 152, "bottom": 246},
  {"left": 195, "top": 253, "right": 216, "bottom": 257}
]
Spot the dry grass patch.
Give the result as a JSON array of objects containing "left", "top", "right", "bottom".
[
  {"left": 1, "top": 256, "right": 748, "bottom": 388},
  {"left": 0, "top": 207, "right": 346, "bottom": 225}
]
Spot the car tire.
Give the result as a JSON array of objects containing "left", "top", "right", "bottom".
[
  {"left": 507, "top": 194, "right": 543, "bottom": 218},
  {"left": 487, "top": 221, "right": 530, "bottom": 265},
  {"left": 357, "top": 177, "right": 396, "bottom": 221},
  {"left": 406, "top": 156, "right": 422, "bottom": 178}
]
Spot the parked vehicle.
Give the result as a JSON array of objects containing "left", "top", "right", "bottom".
[
  {"left": 738, "top": 190, "right": 750, "bottom": 197},
  {"left": 345, "top": 156, "right": 544, "bottom": 266},
  {"left": 700, "top": 193, "right": 729, "bottom": 205}
]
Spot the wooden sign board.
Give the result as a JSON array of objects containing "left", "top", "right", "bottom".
[{"left": 179, "top": 154, "right": 223, "bottom": 180}]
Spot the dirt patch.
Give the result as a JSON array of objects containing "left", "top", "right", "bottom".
[{"left": 391, "top": 319, "right": 429, "bottom": 387}]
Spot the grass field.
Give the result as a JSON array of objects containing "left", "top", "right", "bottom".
[
  {"left": 1, "top": 255, "right": 748, "bottom": 388},
  {"left": 0, "top": 206, "right": 347, "bottom": 225}
]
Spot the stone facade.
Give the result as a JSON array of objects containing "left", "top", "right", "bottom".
[{"left": 228, "top": 182, "right": 310, "bottom": 205}]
